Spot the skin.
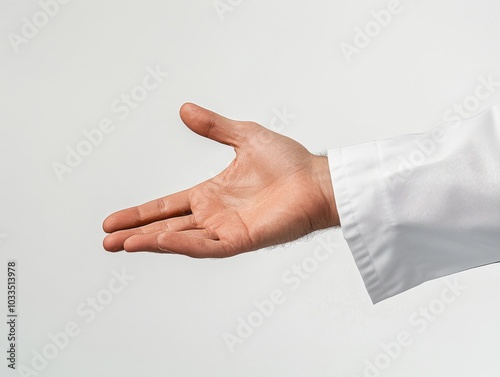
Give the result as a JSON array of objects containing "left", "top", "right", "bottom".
[{"left": 102, "top": 103, "right": 340, "bottom": 258}]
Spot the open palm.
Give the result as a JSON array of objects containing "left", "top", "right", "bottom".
[{"left": 102, "top": 103, "right": 338, "bottom": 258}]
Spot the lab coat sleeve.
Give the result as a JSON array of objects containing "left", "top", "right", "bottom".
[{"left": 328, "top": 103, "right": 500, "bottom": 304}]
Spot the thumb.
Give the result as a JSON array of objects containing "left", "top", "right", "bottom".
[{"left": 179, "top": 103, "right": 251, "bottom": 148}]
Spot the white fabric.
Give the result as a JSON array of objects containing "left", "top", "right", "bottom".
[{"left": 328, "top": 103, "right": 500, "bottom": 304}]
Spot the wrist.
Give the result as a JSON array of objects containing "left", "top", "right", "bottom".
[{"left": 311, "top": 154, "right": 340, "bottom": 229}]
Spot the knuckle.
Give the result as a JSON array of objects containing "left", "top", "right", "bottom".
[{"left": 156, "top": 199, "right": 167, "bottom": 215}]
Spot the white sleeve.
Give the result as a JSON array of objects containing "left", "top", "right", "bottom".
[{"left": 328, "top": 103, "right": 500, "bottom": 304}]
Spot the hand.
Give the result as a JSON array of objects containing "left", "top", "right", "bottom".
[{"left": 102, "top": 103, "right": 339, "bottom": 258}]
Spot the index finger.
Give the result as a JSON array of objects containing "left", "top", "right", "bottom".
[{"left": 102, "top": 188, "right": 192, "bottom": 233}]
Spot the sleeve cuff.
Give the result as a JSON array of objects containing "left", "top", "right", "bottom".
[{"left": 328, "top": 143, "right": 394, "bottom": 303}]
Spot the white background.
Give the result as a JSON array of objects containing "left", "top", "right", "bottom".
[{"left": 1, "top": 0, "right": 500, "bottom": 376}]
